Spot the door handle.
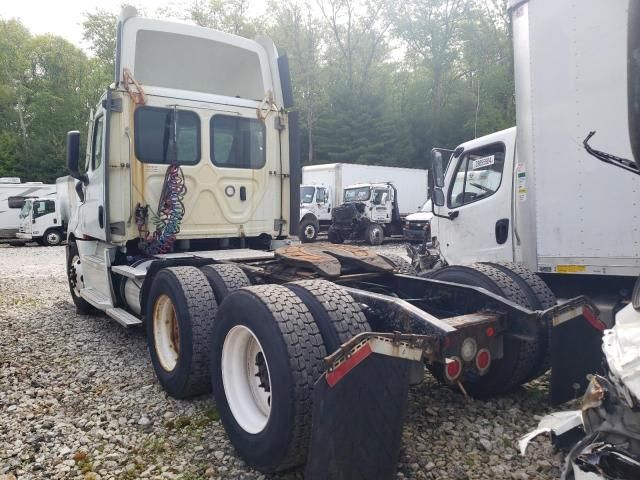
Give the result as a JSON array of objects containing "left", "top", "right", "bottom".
[
  {"left": 98, "top": 206, "right": 104, "bottom": 229},
  {"left": 240, "top": 186, "right": 246, "bottom": 201},
  {"left": 495, "top": 218, "right": 509, "bottom": 245}
]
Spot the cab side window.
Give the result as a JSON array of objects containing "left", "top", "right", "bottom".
[
  {"left": 316, "top": 188, "right": 326, "bottom": 203},
  {"left": 92, "top": 115, "right": 105, "bottom": 170},
  {"left": 448, "top": 143, "right": 506, "bottom": 208}
]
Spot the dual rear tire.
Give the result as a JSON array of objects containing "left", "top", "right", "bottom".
[
  {"left": 146, "top": 266, "right": 369, "bottom": 473},
  {"left": 211, "top": 280, "right": 370, "bottom": 472},
  {"left": 428, "top": 262, "right": 554, "bottom": 397}
]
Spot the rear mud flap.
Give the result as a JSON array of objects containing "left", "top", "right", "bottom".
[
  {"left": 550, "top": 303, "right": 605, "bottom": 405},
  {"left": 305, "top": 352, "right": 416, "bottom": 480}
]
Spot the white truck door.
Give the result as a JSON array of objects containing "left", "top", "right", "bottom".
[
  {"left": 316, "top": 187, "right": 331, "bottom": 221},
  {"left": 436, "top": 130, "right": 515, "bottom": 265},
  {"left": 371, "top": 187, "right": 391, "bottom": 223},
  {"left": 80, "top": 108, "right": 107, "bottom": 241}
]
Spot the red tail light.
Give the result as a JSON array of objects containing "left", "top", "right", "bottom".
[
  {"left": 475, "top": 349, "right": 491, "bottom": 373},
  {"left": 445, "top": 357, "right": 462, "bottom": 381}
]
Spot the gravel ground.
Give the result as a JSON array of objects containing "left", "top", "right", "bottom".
[{"left": 0, "top": 243, "right": 564, "bottom": 480}]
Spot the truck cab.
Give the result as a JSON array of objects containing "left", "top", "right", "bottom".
[
  {"left": 16, "top": 197, "right": 65, "bottom": 246},
  {"left": 328, "top": 182, "right": 402, "bottom": 245},
  {"left": 298, "top": 184, "right": 332, "bottom": 242},
  {"left": 430, "top": 127, "right": 516, "bottom": 265}
]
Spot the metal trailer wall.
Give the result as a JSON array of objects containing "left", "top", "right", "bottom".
[
  {"left": 511, "top": 0, "right": 640, "bottom": 276},
  {"left": 302, "top": 163, "right": 429, "bottom": 215}
]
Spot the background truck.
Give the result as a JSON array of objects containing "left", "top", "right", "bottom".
[
  {"left": 62, "top": 7, "right": 594, "bottom": 478},
  {"left": 418, "top": 0, "right": 637, "bottom": 400},
  {"left": 0, "top": 178, "right": 55, "bottom": 239},
  {"left": 16, "top": 177, "right": 71, "bottom": 246},
  {"left": 299, "top": 163, "right": 428, "bottom": 242}
]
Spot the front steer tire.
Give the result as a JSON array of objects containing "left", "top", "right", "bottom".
[
  {"left": 146, "top": 266, "right": 217, "bottom": 399},
  {"left": 298, "top": 218, "right": 318, "bottom": 243},
  {"left": 366, "top": 223, "right": 385, "bottom": 245},
  {"left": 428, "top": 263, "right": 539, "bottom": 398},
  {"left": 211, "top": 285, "right": 326, "bottom": 473},
  {"left": 66, "top": 241, "right": 95, "bottom": 315},
  {"left": 285, "top": 279, "right": 371, "bottom": 353}
]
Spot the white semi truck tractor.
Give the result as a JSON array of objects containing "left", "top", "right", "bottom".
[
  {"left": 420, "top": 0, "right": 639, "bottom": 402},
  {"left": 63, "top": 7, "right": 594, "bottom": 477}
]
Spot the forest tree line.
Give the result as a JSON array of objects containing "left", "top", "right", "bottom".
[{"left": 0, "top": 0, "right": 514, "bottom": 183}]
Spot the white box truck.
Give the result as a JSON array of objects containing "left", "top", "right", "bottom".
[
  {"left": 15, "top": 177, "right": 72, "bottom": 246},
  {"left": 418, "top": 0, "right": 638, "bottom": 402},
  {"left": 0, "top": 178, "right": 56, "bottom": 239},
  {"left": 299, "top": 163, "right": 428, "bottom": 242}
]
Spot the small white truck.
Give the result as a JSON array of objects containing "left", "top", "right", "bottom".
[
  {"left": 0, "top": 178, "right": 56, "bottom": 239},
  {"left": 16, "top": 177, "right": 71, "bottom": 246},
  {"left": 299, "top": 163, "right": 428, "bottom": 242}
]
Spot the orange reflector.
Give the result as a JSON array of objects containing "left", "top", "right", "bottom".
[{"left": 445, "top": 357, "right": 462, "bottom": 381}]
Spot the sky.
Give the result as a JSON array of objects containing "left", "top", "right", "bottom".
[{"left": 0, "top": 0, "right": 269, "bottom": 50}]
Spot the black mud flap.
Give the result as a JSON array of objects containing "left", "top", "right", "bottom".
[
  {"left": 550, "top": 300, "right": 605, "bottom": 405},
  {"left": 305, "top": 351, "right": 414, "bottom": 480}
]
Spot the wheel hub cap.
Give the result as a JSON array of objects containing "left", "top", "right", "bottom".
[
  {"left": 153, "top": 294, "right": 180, "bottom": 372},
  {"left": 221, "top": 325, "right": 272, "bottom": 434}
]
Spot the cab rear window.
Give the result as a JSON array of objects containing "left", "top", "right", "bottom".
[
  {"left": 210, "top": 115, "right": 265, "bottom": 169},
  {"left": 134, "top": 107, "right": 200, "bottom": 165}
]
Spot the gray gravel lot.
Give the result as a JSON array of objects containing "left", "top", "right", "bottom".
[{"left": 0, "top": 243, "right": 564, "bottom": 480}]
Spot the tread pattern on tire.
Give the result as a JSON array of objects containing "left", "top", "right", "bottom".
[
  {"left": 285, "top": 279, "right": 371, "bottom": 351},
  {"left": 485, "top": 261, "right": 556, "bottom": 380},
  {"left": 200, "top": 263, "right": 251, "bottom": 302},
  {"left": 428, "top": 263, "right": 539, "bottom": 396},
  {"left": 159, "top": 266, "right": 217, "bottom": 398},
  {"left": 243, "top": 285, "right": 327, "bottom": 470},
  {"left": 377, "top": 253, "right": 417, "bottom": 275}
]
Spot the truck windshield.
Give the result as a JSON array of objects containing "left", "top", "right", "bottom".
[
  {"left": 344, "top": 187, "right": 371, "bottom": 202},
  {"left": 19, "top": 201, "right": 31, "bottom": 219},
  {"left": 300, "top": 186, "right": 315, "bottom": 204}
]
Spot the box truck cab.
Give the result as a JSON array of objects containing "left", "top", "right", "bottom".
[
  {"left": 16, "top": 197, "right": 65, "bottom": 246},
  {"left": 329, "top": 182, "right": 403, "bottom": 245},
  {"left": 0, "top": 179, "right": 56, "bottom": 239},
  {"left": 298, "top": 184, "right": 332, "bottom": 242}
]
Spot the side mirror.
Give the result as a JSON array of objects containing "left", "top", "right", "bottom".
[
  {"left": 431, "top": 150, "right": 445, "bottom": 188},
  {"left": 433, "top": 188, "right": 445, "bottom": 207},
  {"left": 66, "top": 131, "right": 87, "bottom": 184}
]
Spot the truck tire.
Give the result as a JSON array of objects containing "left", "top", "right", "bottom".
[
  {"left": 201, "top": 264, "right": 251, "bottom": 303},
  {"left": 285, "top": 279, "right": 371, "bottom": 353},
  {"left": 298, "top": 218, "right": 318, "bottom": 243},
  {"left": 484, "top": 261, "right": 556, "bottom": 380},
  {"left": 378, "top": 253, "right": 418, "bottom": 275},
  {"left": 428, "top": 263, "right": 538, "bottom": 398},
  {"left": 366, "top": 223, "right": 384, "bottom": 246},
  {"left": 66, "top": 241, "right": 95, "bottom": 315},
  {"left": 211, "top": 285, "right": 326, "bottom": 472},
  {"left": 43, "top": 229, "right": 63, "bottom": 246},
  {"left": 328, "top": 227, "right": 344, "bottom": 244},
  {"left": 146, "top": 266, "right": 217, "bottom": 399}
]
